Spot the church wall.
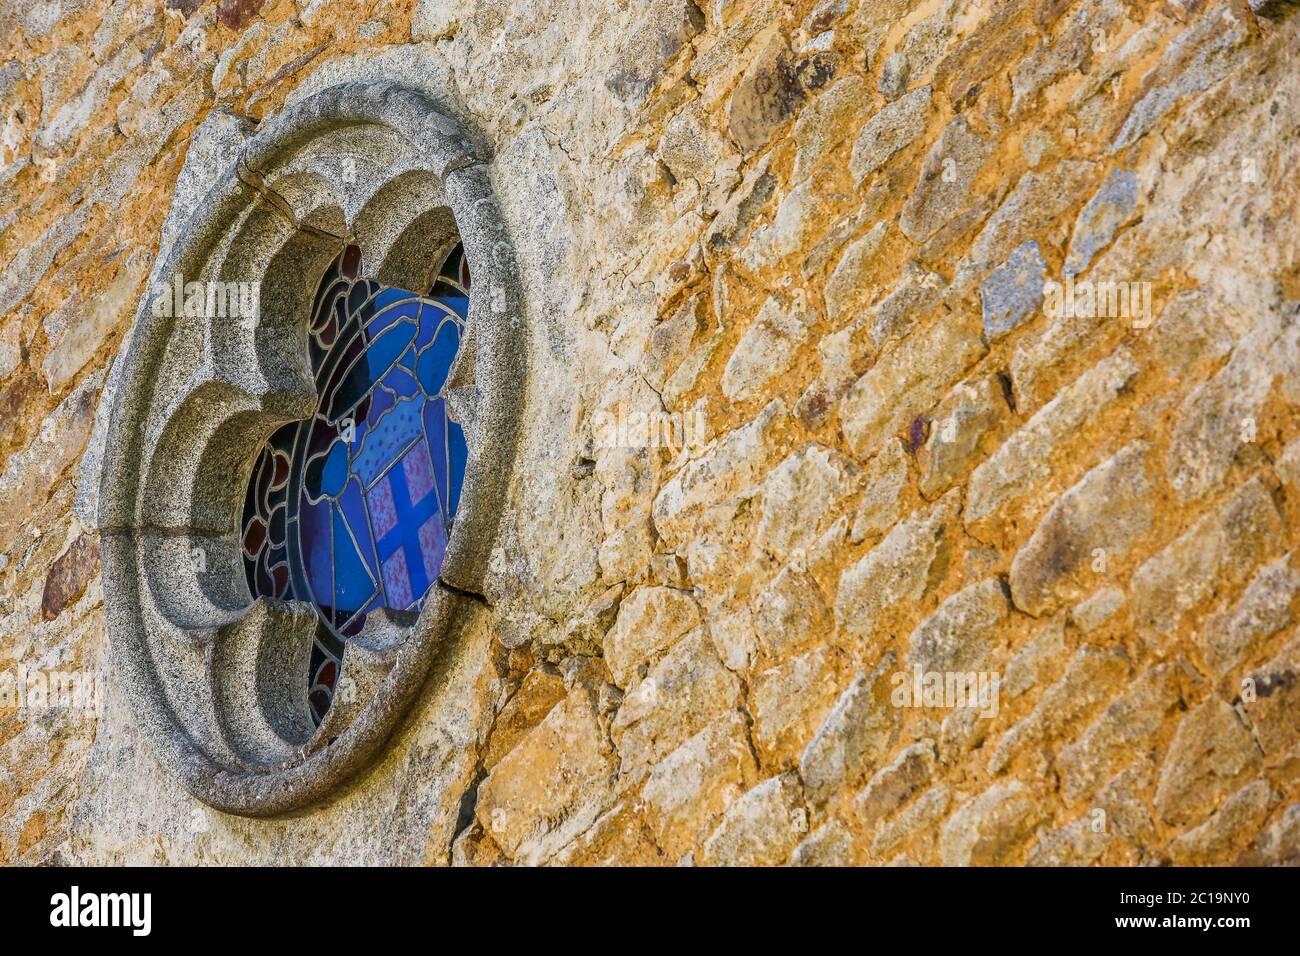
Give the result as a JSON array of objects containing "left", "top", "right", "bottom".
[{"left": 2, "top": 0, "right": 1299, "bottom": 865}]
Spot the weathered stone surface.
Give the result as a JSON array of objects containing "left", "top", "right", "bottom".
[
  {"left": 753, "top": 566, "right": 832, "bottom": 660},
  {"left": 1055, "top": 11, "right": 1158, "bottom": 136},
  {"left": 704, "top": 150, "right": 778, "bottom": 256},
  {"left": 42, "top": 252, "right": 148, "bottom": 393},
  {"left": 707, "top": 606, "right": 757, "bottom": 672},
  {"left": 955, "top": 160, "right": 1097, "bottom": 291},
  {"left": 721, "top": 295, "right": 808, "bottom": 402},
  {"left": 641, "top": 712, "right": 758, "bottom": 859},
  {"left": 728, "top": 30, "right": 803, "bottom": 155},
  {"left": 642, "top": 293, "right": 708, "bottom": 392},
  {"left": 1056, "top": 663, "right": 1183, "bottom": 805},
  {"left": 40, "top": 534, "right": 99, "bottom": 621},
  {"left": 863, "top": 260, "right": 946, "bottom": 352},
  {"left": 1169, "top": 780, "right": 1277, "bottom": 865},
  {"left": 1154, "top": 700, "right": 1261, "bottom": 827},
  {"left": 905, "top": 578, "right": 1009, "bottom": 674},
  {"left": 35, "top": 43, "right": 142, "bottom": 154},
  {"left": 217, "top": 0, "right": 267, "bottom": 31},
  {"left": 603, "top": 586, "right": 702, "bottom": 687},
  {"left": 840, "top": 312, "right": 986, "bottom": 460},
  {"left": 895, "top": 0, "right": 959, "bottom": 81},
  {"left": 546, "top": 800, "right": 662, "bottom": 866},
  {"left": 0, "top": 371, "right": 100, "bottom": 541},
  {"left": 607, "top": 0, "right": 706, "bottom": 105},
  {"left": 411, "top": 0, "right": 472, "bottom": 41},
  {"left": 1110, "top": 9, "right": 1249, "bottom": 152},
  {"left": 799, "top": 655, "right": 899, "bottom": 803},
  {"left": 658, "top": 103, "right": 732, "bottom": 187},
  {"left": 1151, "top": 288, "right": 1239, "bottom": 381},
  {"left": 854, "top": 739, "right": 935, "bottom": 827},
  {"left": 1071, "top": 587, "right": 1125, "bottom": 634},
  {"left": 1236, "top": 803, "right": 1300, "bottom": 866},
  {"left": 1063, "top": 169, "right": 1139, "bottom": 277},
  {"left": 596, "top": 474, "right": 659, "bottom": 584},
  {"left": 878, "top": 51, "right": 909, "bottom": 100},
  {"left": 755, "top": 443, "right": 856, "bottom": 563},
  {"left": 612, "top": 627, "right": 743, "bottom": 777},
  {"left": 918, "top": 377, "right": 1007, "bottom": 498},
  {"left": 980, "top": 241, "right": 1047, "bottom": 341},
  {"left": 752, "top": 646, "right": 843, "bottom": 769},
  {"left": 477, "top": 689, "right": 616, "bottom": 864},
  {"left": 652, "top": 399, "right": 791, "bottom": 547},
  {"left": 871, "top": 784, "right": 949, "bottom": 860},
  {"left": 1096, "top": 762, "right": 1158, "bottom": 847},
  {"left": 938, "top": 704, "right": 993, "bottom": 764},
  {"left": 1026, "top": 816, "right": 1111, "bottom": 867},
  {"left": 8, "top": 0, "right": 1298, "bottom": 868},
  {"left": 849, "top": 436, "right": 910, "bottom": 542},
  {"left": 1009, "top": 442, "right": 1153, "bottom": 617},
  {"left": 1166, "top": 343, "right": 1274, "bottom": 501},
  {"left": 1250, "top": 0, "right": 1300, "bottom": 16},
  {"left": 804, "top": 0, "right": 850, "bottom": 34},
  {"left": 1131, "top": 477, "right": 1283, "bottom": 640},
  {"left": 738, "top": 176, "right": 827, "bottom": 271},
  {"left": 1002, "top": 618, "right": 1065, "bottom": 700},
  {"left": 836, "top": 490, "right": 960, "bottom": 639},
  {"left": 483, "top": 668, "right": 567, "bottom": 770},
  {"left": 792, "top": 75, "right": 869, "bottom": 182},
  {"left": 966, "top": 348, "right": 1140, "bottom": 534},
  {"left": 1196, "top": 554, "right": 1300, "bottom": 677},
  {"left": 795, "top": 322, "right": 868, "bottom": 430},
  {"left": 848, "top": 85, "right": 931, "bottom": 183},
  {"left": 988, "top": 645, "right": 1129, "bottom": 775},
  {"left": 1010, "top": 0, "right": 1123, "bottom": 118},
  {"left": 823, "top": 220, "right": 888, "bottom": 326},
  {"left": 700, "top": 772, "right": 806, "bottom": 866},
  {"left": 940, "top": 781, "right": 1045, "bottom": 866},
  {"left": 1274, "top": 435, "right": 1300, "bottom": 493},
  {"left": 1241, "top": 633, "right": 1300, "bottom": 757},
  {"left": 790, "top": 819, "right": 853, "bottom": 866},
  {"left": 900, "top": 115, "right": 992, "bottom": 243}
]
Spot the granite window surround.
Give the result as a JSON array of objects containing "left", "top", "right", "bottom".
[{"left": 77, "top": 83, "right": 525, "bottom": 817}]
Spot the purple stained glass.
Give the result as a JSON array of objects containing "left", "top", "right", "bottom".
[{"left": 241, "top": 243, "right": 471, "bottom": 726}]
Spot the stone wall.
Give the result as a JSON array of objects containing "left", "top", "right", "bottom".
[{"left": 1, "top": 0, "right": 1298, "bottom": 865}]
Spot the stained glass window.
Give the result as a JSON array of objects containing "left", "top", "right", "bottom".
[{"left": 241, "top": 243, "right": 471, "bottom": 725}]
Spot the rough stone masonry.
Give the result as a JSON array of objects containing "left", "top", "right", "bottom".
[{"left": 1, "top": 0, "right": 1299, "bottom": 865}]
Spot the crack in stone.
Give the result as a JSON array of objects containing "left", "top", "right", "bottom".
[
  {"left": 437, "top": 576, "right": 492, "bottom": 608},
  {"left": 235, "top": 157, "right": 353, "bottom": 243}
]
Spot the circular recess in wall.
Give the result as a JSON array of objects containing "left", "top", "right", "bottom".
[{"left": 81, "top": 83, "right": 525, "bottom": 817}]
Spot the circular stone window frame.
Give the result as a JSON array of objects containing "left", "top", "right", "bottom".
[{"left": 79, "top": 83, "right": 524, "bottom": 817}]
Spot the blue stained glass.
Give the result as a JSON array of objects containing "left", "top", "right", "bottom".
[
  {"left": 368, "top": 385, "right": 392, "bottom": 418},
  {"left": 448, "top": 421, "right": 467, "bottom": 518},
  {"left": 338, "top": 475, "right": 378, "bottom": 576},
  {"left": 300, "top": 497, "right": 333, "bottom": 608},
  {"left": 384, "top": 362, "right": 421, "bottom": 399},
  {"left": 331, "top": 506, "right": 374, "bottom": 615},
  {"left": 354, "top": 395, "right": 425, "bottom": 487},
  {"left": 325, "top": 321, "right": 417, "bottom": 422},
  {"left": 417, "top": 317, "right": 460, "bottom": 395},
  {"left": 318, "top": 440, "right": 349, "bottom": 497},
  {"left": 241, "top": 243, "right": 472, "bottom": 725},
  {"left": 424, "top": 397, "right": 449, "bottom": 516},
  {"left": 367, "top": 298, "right": 422, "bottom": 338}
]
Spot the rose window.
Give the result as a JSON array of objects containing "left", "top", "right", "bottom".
[{"left": 84, "top": 82, "right": 523, "bottom": 816}]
